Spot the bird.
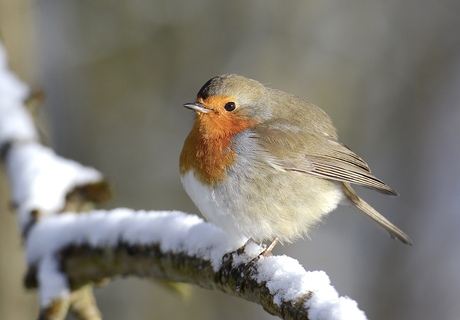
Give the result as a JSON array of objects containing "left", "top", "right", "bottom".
[{"left": 179, "top": 74, "right": 412, "bottom": 249}]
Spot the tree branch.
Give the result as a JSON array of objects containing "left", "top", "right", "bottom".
[
  {"left": 25, "top": 210, "right": 365, "bottom": 320},
  {"left": 61, "top": 243, "right": 311, "bottom": 319}
]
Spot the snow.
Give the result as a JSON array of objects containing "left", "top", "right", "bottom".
[
  {"left": 0, "top": 43, "right": 38, "bottom": 147},
  {"left": 255, "top": 256, "right": 367, "bottom": 319},
  {"left": 5, "top": 143, "right": 103, "bottom": 230},
  {"left": 38, "top": 255, "right": 70, "bottom": 307},
  {"left": 1, "top": 42, "right": 102, "bottom": 231},
  {"left": 26, "top": 209, "right": 246, "bottom": 270},
  {"left": 26, "top": 209, "right": 367, "bottom": 319}
]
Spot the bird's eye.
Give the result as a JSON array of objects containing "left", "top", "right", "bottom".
[{"left": 224, "top": 101, "right": 236, "bottom": 112}]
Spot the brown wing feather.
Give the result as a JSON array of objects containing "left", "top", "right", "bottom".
[
  {"left": 255, "top": 123, "right": 398, "bottom": 195},
  {"left": 307, "top": 140, "right": 398, "bottom": 195}
]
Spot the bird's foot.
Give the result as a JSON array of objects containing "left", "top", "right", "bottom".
[{"left": 259, "top": 237, "right": 279, "bottom": 257}]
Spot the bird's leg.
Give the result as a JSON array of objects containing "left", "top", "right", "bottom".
[
  {"left": 259, "top": 237, "right": 279, "bottom": 257},
  {"left": 228, "top": 238, "right": 278, "bottom": 268}
]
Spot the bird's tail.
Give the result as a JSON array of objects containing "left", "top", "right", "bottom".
[{"left": 342, "top": 183, "right": 412, "bottom": 246}]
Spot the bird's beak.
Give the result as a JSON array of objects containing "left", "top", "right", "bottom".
[{"left": 183, "top": 102, "right": 212, "bottom": 114}]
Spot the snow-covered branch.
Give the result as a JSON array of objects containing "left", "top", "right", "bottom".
[
  {"left": 0, "top": 41, "right": 367, "bottom": 320},
  {"left": 0, "top": 42, "right": 111, "bottom": 320},
  {"left": 0, "top": 43, "right": 110, "bottom": 237},
  {"left": 25, "top": 210, "right": 366, "bottom": 320}
]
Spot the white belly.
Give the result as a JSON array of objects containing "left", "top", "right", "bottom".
[
  {"left": 181, "top": 168, "right": 344, "bottom": 243},
  {"left": 181, "top": 171, "right": 247, "bottom": 239}
]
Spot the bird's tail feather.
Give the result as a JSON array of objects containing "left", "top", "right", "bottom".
[{"left": 342, "top": 183, "right": 412, "bottom": 246}]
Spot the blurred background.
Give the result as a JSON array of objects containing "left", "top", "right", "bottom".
[{"left": 1, "top": 1, "right": 460, "bottom": 319}]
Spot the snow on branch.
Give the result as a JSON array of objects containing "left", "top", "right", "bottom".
[
  {"left": 0, "top": 41, "right": 110, "bottom": 319},
  {"left": 25, "top": 209, "right": 367, "bottom": 320},
  {"left": 0, "top": 41, "right": 367, "bottom": 320},
  {"left": 0, "top": 43, "right": 111, "bottom": 237},
  {"left": 0, "top": 44, "right": 38, "bottom": 147},
  {"left": 6, "top": 143, "right": 107, "bottom": 232}
]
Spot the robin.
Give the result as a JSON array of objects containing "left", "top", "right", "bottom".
[{"left": 179, "top": 74, "right": 412, "bottom": 249}]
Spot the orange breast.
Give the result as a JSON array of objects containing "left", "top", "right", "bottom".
[{"left": 180, "top": 109, "right": 256, "bottom": 186}]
